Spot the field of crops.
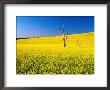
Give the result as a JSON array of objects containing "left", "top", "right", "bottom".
[{"left": 16, "top": 32, "right": 94, "bottom": 74}]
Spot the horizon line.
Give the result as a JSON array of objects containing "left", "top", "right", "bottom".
[{"left": 16, "top": 31, "right": 94, "bottom": 39}]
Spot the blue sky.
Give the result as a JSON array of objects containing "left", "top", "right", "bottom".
[{"left": 16, "top": 16, "right": 94, "bottom": 38}]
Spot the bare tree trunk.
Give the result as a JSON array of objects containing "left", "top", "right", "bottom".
[
  {"left": 63, "top": 34, "right": 66, "bottom": 47},
  {"left": 77, "top": 39, "right": 78, "bottom": 46}
]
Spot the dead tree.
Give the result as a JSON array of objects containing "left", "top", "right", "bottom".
[
  {"left": 77, "top": 39, "right": 79, "bottom": 46},
  {"left": 59, "top": 24, "right": 68, "bottom": 47}
]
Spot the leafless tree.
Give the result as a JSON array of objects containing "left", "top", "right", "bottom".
[{"left": 59, "top": 24, "right": 68, "bottom": 47}]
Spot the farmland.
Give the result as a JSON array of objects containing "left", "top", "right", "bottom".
[{"left": 16, "top": 32, "right": 94, "bottom": 74}]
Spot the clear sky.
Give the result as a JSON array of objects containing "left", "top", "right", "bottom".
[{"left": 16, "top": 16, "right": 94, "bottom": 38}]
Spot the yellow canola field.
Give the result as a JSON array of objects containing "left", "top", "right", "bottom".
[{"left": 16, "top": 32, "right": 94, "bottom": 74}]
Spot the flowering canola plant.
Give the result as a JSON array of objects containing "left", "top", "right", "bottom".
[{"left": 16, "top": 32, "right": 94, "bottom": 74}]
